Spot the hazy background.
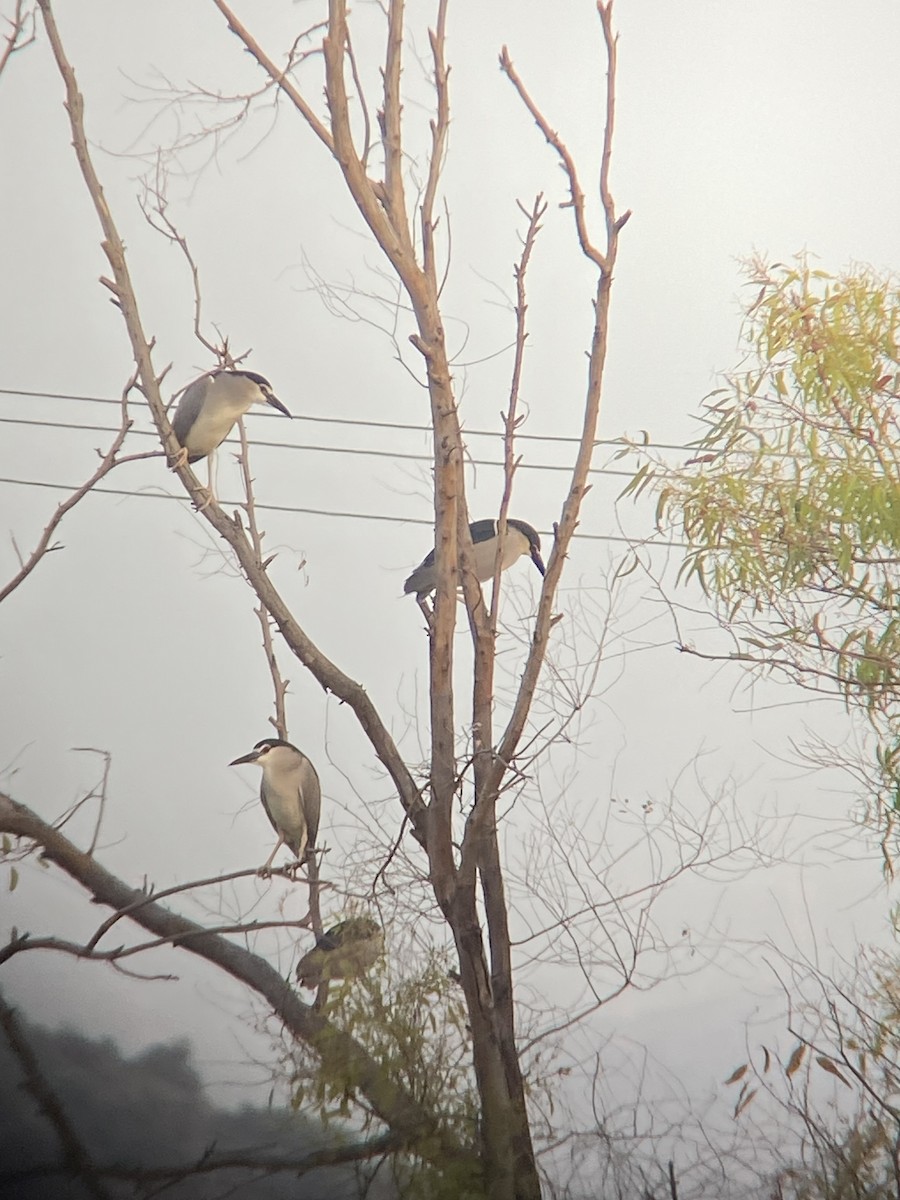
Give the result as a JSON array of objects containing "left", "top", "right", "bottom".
[{"left": 1, "top": 0, "right": 898, "bottom": 1153}]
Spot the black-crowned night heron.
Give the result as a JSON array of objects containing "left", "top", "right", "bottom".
[
  {"left": 172, "top": 369, "right": 291, "bottom": 499},
  {"left": 295, "top": 917, "right": 384, "bottom": 989},
  {"left": 229, "top": 738, "right": 320, "bottom": 875},
  {"left": 404, "top": 518, "right": 545, "bottom": 600}
]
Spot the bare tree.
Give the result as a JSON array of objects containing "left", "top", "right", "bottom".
[{"left": 0, "top": 4, "right": 798, "bottom": 1198}]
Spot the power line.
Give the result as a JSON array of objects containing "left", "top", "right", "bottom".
[
  {"left": 0, "top": 474, "right": 680, "bottom": 547},
  {"left": 0, "top": 415, "right": 639, "bottom": 478},
  {"left": 0, "top": 384, "right": 685, "bottom": 545},
  {"left": 0, "top": 386, "right": 690, "bottom": 453}
]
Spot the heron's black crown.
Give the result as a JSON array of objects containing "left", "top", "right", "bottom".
[{"left": 214, "top": 368, "right": 274, "bottom": 392}]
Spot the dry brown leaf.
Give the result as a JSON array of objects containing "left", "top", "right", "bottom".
[
  {"left": 723, "top": 1064, "right": 749, "bottom": 1086},
  {"left": 734, "top": 1087, "right": 758, "bottom": 1118},
  {"left": 816, "top": 1055, "right": 851, "bottom": 1087},
  {"left": 785, "top": 1043, "right": 806, "bottom": 1078}
]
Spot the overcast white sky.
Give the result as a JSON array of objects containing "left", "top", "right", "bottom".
[{"left": 2, "top": 0, "right": 899, "bottom": 1168}]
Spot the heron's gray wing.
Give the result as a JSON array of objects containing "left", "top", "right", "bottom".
[
  {"left": 171, "top": 377, "right": 210, "bottom": 459},
  {"left": 403, "top": 520, "right": 501, "bottom": 595},
  {"left": 317, "top": 924, "right": 344, "bottom": 951},
  {"left": 320, "top": 918, "right": 380, "bottom": 951},
  {"left": 299, "top": 757, "right": 322, "bottom": 848},
  {"left": 413, "top": 544, "right": 437, "bottom": 573},
  {"left": 468, "top": 519, "right": 498, "bottom": 545},
  {"left": 403, "top": 559, "right": 434, "bottom": 595}
]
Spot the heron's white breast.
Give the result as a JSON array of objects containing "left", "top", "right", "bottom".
[{"left": 471, "top": 526, "right": 529, "bottom": 581}]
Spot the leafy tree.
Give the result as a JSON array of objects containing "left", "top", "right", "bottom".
[{"left": 639, "top": 256, "right": 900, "bottom": 859}]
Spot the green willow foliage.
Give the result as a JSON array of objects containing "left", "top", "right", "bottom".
[
  {"left": 288, "top": 948, "right": 482, "bottom": 1199},
  {"left": 641, "top": 257, "right": 900, "bottom": 847}
]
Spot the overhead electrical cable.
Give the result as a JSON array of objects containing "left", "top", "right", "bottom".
[
  {"left": 0, "top": 474, "right": 680, "bottom": 546},
  {"left": 0, "top": 387, "right": 689, "bottom": 453},
  {"left": 0, "top": 415, "right": 640, "bottom": 478}
]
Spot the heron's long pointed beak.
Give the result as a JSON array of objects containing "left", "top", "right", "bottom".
[
  {"left": 531, "top": 547, "right": 546, "bottom": 576},
  {"left": 267, "top": 394, "right": 292, "bottom": 418},
  {"left": 229, "top": 750, "right": 261, "bottom": 767}
]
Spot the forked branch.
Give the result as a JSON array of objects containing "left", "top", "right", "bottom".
[
  {"left": 489, "top": 0, "right": 628, "bottom": 803},
  {"left": 0, "top": 0, "right": 34, "bottom": 79},
  {"left": 499, "top": 46, "right": 606, "bottom": 271}
]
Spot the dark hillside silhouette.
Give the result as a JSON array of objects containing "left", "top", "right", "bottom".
[{"left": 0, "top": 1013, "right": 395, "bottom": 1199}]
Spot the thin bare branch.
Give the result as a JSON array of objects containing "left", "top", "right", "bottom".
[
  {"left": 490, "top": 1, "right": 628, "bottom": 803},
  {"left": 234, "top": 424, "right": 324, "bottom": 943},
  {"left": 209, "top": 0, "right": 336, "bottom": 156},
  {"left": 3, "top": 1129, "right": 405, "bottom": 1189},
  {"left": 344, "top": 27, "right": 372, "bottom": 169},
  {"left": 35, "top": 0, "right": 197, "bottom": 491},
  {"left": 0, "top": 373, "right": 135, "bottom": 604},
  {"left": 70, "top": 746, "right": 112, "bottom": 857},
  {"left": 235, "top": 420, "right": 289, "bottom": 740},
  {"left": 137, "top": 163, "right": 222, "bottom": 362},
  {"left": 597, "top": 1, "right": 628, "bottom": 242},
  {"left": 453, "top": 201, "right": 549, "bottom": 1184},
  {"left": 492, "top": 196, "right": 546, "bottom": 629},
  {"left": 0, "top": 0, "right": 35, "bottom": 80},
  {"left": 83, "top": 865, "right": 311, "bottom": 952},
  {"left": 3, "top": 918, "right": 313, "bottom": 965},
  {"left": 420, "top": 0, "right": 450, "bottom": 285},
  {"left": 380, "top": 0, "right": 407, "bottom": 232}
]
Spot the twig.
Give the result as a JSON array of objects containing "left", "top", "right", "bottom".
[
  {"left": 489, "top": 193, "right": 546, "bottom": 631},
  {"left": 420, "top": 0, "right": 450, "bottom": 284},
  {"left": 499, "top": 47, "right": 606, "bottom": 270},
  {"left": 2, "top": 918, "right": 317, "bottom": 966},
  {"left": 34, "top": 0, "right": 205, "bottom": 504},
  {"left": 84, "top": 865, "right": 311, "bottom": 951},
  {"left": 137, "top": 160, "right": 223, "bottom": 363},
  {"left": 380, "top": 0, "right": 407, "bottom": 236},
  {"left": 210, "top": 0, "right": 336, "bottom": 156},
  {"left": 345, "top": 27, "right": 371, "bottom": 169},
  {"left": 456, "top": 201, "right": 548, "bottom": 1117},
  {"left": 234, "top": 422, "right": 324, "bottom": 948},
  {"left": 235, "top": 420, "right": 289, "bottom": 739},
  {"left": 69, "top": 747, "right": 112, "bottom": 857},
  {"left": 0, "top": 0, "right": 35, "bottom": 79},
  {"left": 0, "top": 372, "right": 135, "bottom": 604},
  {"left": 489, "top": 0, "right": 629, "bottom": 803}
]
